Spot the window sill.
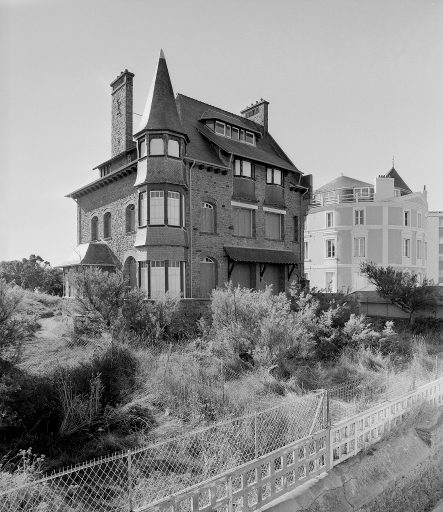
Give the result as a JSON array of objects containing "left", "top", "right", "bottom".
[
  {"left": 103, "top": 237, "right": 112, "bottom": 241},
  {"left": 138, "top": 224, "right": 147, "bottom": 228}
]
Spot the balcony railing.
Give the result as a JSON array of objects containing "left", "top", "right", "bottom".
[{"left": 311, "top": 192, "right": 374, "bottom": 208}]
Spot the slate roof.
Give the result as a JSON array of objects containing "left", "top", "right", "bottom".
[
  {"left": 136, "top": 50, "right": 186, "bottom": 138},
  {"left": 200, "top": 109, "right": 262, "bottom": 135},
  {"left": 315, "top": 175, "right": 372, "bottom": 193},
  {"left": 384, "top": 167, "right": 411, "bottom": 192},
  {"left": 224, "top": 246, "right": 298, "bottom": 264},
  {"left": 176, "top": 94, "right": 300, "bottom": 174},
  {"left": 55, "top": 242, "right": 120, "bottom": 268}
]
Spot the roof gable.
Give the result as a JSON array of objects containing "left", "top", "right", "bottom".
[{"left": 176, "top": 94, "right": 299, "bottom": 173}]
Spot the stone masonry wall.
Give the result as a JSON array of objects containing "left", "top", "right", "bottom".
[
  {"left": 189, "top": 163, "right": 304, "bottom": 297},
  {"left": 77, "top": 172, "right": 137, "bottom": 264}
]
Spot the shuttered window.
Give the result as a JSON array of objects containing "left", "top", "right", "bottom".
[
  {"left": 140, "top": 262, "right": 149, "bottom": 291},
  {"left": 150, "top": 261, "right": 165, "bottom": 298},
  {"left": 167, "top": 191, "right": 180, "bottom": 226},
  {"left": 139, "top": 192, "right": 147, "bottom": 226},
  {"left": 233, "top": 208, "right": 252, "bottom": 237},
  {"left": 201, "top": 202, "right": 215, "bottom": 233},
  {"left": 150, "top": 191, "right": 164, "bottom": 225},
  {"left": 265, "top": 213, "right": 281, "bottom": 240},
  {"left": 168, "top": 261, "right": 181, "bottom": 298}
]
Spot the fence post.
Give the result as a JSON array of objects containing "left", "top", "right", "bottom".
[
  {"left": 326, "top": 389, "right": 330, "bottom": 427},
  {"left": 254, "top": 411, "right": 259, "bottom": 458},
  {"left": 127, "top": 450, "right": 133, "bottom": 512},
  {"left": 385, "top": 371, "right": 389, "bottom": 401}
]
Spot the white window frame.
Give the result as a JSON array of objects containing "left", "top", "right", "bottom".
[
  {"left": 326, "top": 238, "right": 336, "bottom": 258},
  {"left": 417, "top": 239, "right": 422, "bottom": 259},
  {"left": 168, "top": 261, "right": 181, "bottom": 298},
  {"left": 266, "top": 168, "right": 283, "bottom": 186},
  {"left": 326, "top": 211, "right": 334, "bottom": 228},
  {"left": 150, "top": 261, "right": 165, "bottom": 299},
  {"left": 167, "top": 139, "right": 180, "bottom": 158},
  {"left": 354, "top": 209, "right": 365, "bottom": 225},
  {"left": 139, "top": 192, "right": 147, "bottom": 226},
  {"left": 167, "top": 191, "right": 180, "bottom": 226},
  {"left": 354, "top": 237, "right": 366, "bottom": 257},
  {"left": 215, "top": 121, "right": 225, "bottom": 135},
  {"left": 245, "top": 131, "right": 255, "bottom": 145},
  {"left": 234, "top": 159, "right": 253, "bottom": 178},
  {"left": 150, "top": 190, "right": 164, "bottom": 225}
]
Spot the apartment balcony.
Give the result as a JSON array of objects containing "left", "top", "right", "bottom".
[{"left": 311, "top": 189, "right": 374, "bottom": 208}]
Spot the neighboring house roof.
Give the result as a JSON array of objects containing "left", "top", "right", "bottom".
[
  {"left": 176, "top": 94, "right": 300, "bottom": 174},
  {"left": 224, "top": 246, "right": 298, "bottom": 264},
  {"left": 135, "top": 50, "right": 187, "bottom": 138},
  {"left": 55, "top": 242, "right": 120, "bottom": 268},
  {"left": 315, "top": 175, "right": 372, "bottom": 193},
  {"left": 384, "top": 167, "right": 412, "bottom": 192}
]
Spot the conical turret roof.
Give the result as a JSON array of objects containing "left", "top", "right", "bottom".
[
  {"left": 137, "top": 50, "right": 186, "bottom": 137},
  {"left": 384, "top": 167, "right": 411, "bottom": 193}
]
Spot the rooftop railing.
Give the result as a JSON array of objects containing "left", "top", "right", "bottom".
[{"left": 311, "top": 191, "right": 374, "bottom": 208}]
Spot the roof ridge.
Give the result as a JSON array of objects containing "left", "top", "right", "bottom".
[{"left": 176, "top": 93, "right": 261, "bottom": 129}]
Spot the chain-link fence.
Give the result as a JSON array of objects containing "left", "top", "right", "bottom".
[
  {"left": 327, "top": 353, "right": 443, "bottom": 422},
  {"left": 0, "top": 391, "right": 325, "bottom": 512}
]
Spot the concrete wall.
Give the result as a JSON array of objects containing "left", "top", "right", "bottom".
[{"left": 264, "top": 411, "right": 443, "bottom": 512}]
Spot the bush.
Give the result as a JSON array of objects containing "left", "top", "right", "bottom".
[{"left": 411, "top": 316, "right": 443, "bottom": 335}]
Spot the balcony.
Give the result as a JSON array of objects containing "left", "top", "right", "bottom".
[{"left": 311, "top": 188, "right": 374, "bottom": 208}]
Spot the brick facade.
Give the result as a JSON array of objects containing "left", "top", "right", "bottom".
[{"left": 64, "top": 51, "right": 311, "bottom": 302}]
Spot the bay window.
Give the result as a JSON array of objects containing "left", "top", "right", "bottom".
[
  {"left": 150, "top": 261, "right": 165, "bottom": 298},
  {"left": 266, "top": 168, "right": 283, "bottom": 186},
  {"left": 150, "top": 191, "right": 164, "bottom": 225},
  {"left": 168, "top": 139, "right": 180, "bottom": 157},
  {"left": 150, "top": 138, "right": 164, "bottom": 155},
  {"left": 167, "top": 191, "right": 180, "bottom": 226},
  {"left": 234, "top": 159, "right": 253, "bottom": 178}
]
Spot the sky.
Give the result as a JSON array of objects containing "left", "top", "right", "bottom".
[{"left": 1, "top": 0, "right": 442, "bottom": 265}]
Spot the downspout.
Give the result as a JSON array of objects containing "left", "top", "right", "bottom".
[
  {"left": 300, "top": 183, "right": 310, "bottom": 284},
  {"left": 189, "top": 160, "right": 196, "bottom": 297}
]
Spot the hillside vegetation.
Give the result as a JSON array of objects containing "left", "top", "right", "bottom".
[{"left": 1, "top": 270, "right": 442, "bottom": 478}]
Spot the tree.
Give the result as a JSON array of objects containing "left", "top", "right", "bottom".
[
  {"left": 359, "top": 262, "right": 437, "bottom": 321},
  {"left": 0, "top": 255, "right": 63, "bottom": 296}
]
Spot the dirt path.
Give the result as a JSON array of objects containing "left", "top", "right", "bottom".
[{"left": 19, "top": 317, "right": 109, "bottom": 374}]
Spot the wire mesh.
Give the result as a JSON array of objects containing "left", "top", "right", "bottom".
[{"left": 0, "top": 392, "right": 324, "bottom": 512}]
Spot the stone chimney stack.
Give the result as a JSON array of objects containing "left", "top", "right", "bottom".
[
  {"left": 110, "top": 69, "right": 135, "bottom": 157},
  {"left": 241, "top": 98, "right": 269, "bottom": 133}
]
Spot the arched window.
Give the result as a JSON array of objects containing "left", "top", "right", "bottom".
[
  {"left": 126, "top": 204, "right": 135, "bottom": 233},
  {"left": 103, "top": 212, "right": 112, "bottom": 238},
  {"left": 201, "top": 202, "right": 215, "bottom": 233},
  {"left": 200, "top": 257, "right": 215, "bottom": 297},
  {"left": 150, "top": 138, "right": 164, "bottom": 155},
  {"left": 168, "top": 139, "right": 180, "bottom": 157},
  {"left": 91, "top": 216, "right": 98, "bottom": 241},
  {"left": 124, "top": 257, "right": 137, "bottom": 290}
]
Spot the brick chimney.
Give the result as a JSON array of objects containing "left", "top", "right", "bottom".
[
  {"left": 110, "top": 69, "right": 135, "bottom": 157},
  {"left": 241, "top": 99, "right": 269, "bottom": 133}
]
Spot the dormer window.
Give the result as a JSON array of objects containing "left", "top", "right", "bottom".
[
  {"left": 215, "top": 121, "right": 225, "bottom": 135},
  {"left": 207, "top": 120, "right": 255, "bottom": 145},
  {"left": 150, "top": 137, "right": 164, "bottom": 155}
]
